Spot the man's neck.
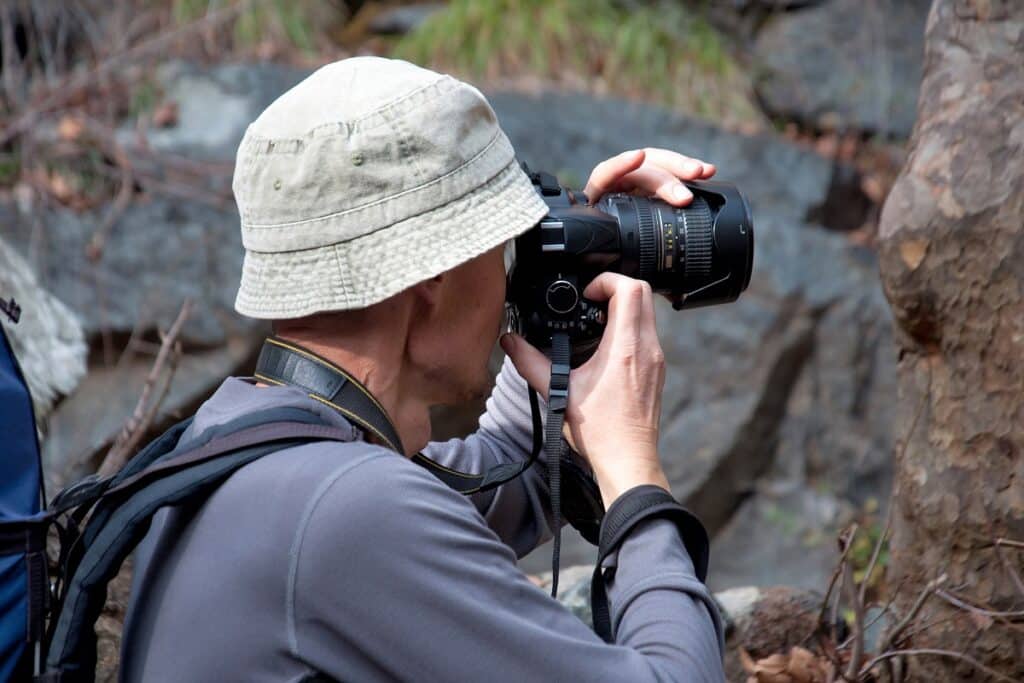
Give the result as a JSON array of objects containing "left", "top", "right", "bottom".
[{"left": 275, "top": 335, "right": 433, "bottom": 457}]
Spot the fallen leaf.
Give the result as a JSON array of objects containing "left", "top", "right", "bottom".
[
  {"left": 741, "top": 646, "right": 833, "bottom": 683},
  {"left": 48, "top": 172, "right": 75, "bottom": 203},
  {"left": 151, "top": 101, "right": 179, "bottom": 128},
  {"left": 57, "top": 116, "right": 85, "bottom": 142}
]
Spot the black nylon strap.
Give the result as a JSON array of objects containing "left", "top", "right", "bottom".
[
  {"left": 256, "top": 338, "right": 406, "bottom": 453},
  {"left": 545, "top": 332, "right": 571, "bottom": 598},
  {"left": 44, "top": 422, "right": 354, "bottom": 680},
  {"left": 256, "top": 338, "right": 547, "bottom": 495},
  {"left": 590, "top": 485, "right": 710, "bottom": 642}
]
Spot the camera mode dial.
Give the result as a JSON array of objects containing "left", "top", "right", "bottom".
[{"left": 545, "top": 280, "right": 579, "bottom": 314}]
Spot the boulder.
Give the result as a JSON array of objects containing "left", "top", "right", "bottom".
[
  {"left": 42, "top": 333, "right": 264, "bottom": 488},
  {"left": 127, "top": 61, "right": 309, "bottom": 161},
  {"left": 536, "top": 565, "right": 824, "bottom": 683},
  {"left": 0, "top": 235, "right": 87, "bottom": 421},
  {"left": 2, "top": 198, "right": 254, "bottom": 347},
  {"left": 751, "top": 0, "right": 931, "bottom": 137},
  {"left": 503, "top": 91, "right": 895, "bottom": 582}
]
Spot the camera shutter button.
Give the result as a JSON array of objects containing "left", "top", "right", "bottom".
[{"left": 546, "top": 280, "right": 579, "bottom": 314}]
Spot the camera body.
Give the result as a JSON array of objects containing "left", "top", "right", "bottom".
[{"left": 507, "top": 168, "right": 755, "bottom": 366}]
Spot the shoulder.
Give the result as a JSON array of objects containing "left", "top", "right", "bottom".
[{"left": 290, "top": 444, "right": 489, "bottom": 551}]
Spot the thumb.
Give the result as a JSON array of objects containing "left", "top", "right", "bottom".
[{"left": 500, "top": 333, "right": 551, "bottom": 400}]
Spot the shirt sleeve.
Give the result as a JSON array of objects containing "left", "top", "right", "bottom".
[
  {"left": 290, "top": 454, "right": 725, "bottom": 683},
  {"left": 420, "top": 356, "right": 559, "bottom": 558}
]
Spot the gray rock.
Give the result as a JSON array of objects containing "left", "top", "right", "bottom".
[
  {"left": 505, "top": 90, "right": 894, "bottom": 583},
  {"left": 43, "top": 333, "right": 264, "bottom": 488},
  {"left": 708, "top": 488, "right": 853, "bottom": 593},
  {"left": 538, "top": 565, "right": 823, "bottom": 682},
  {"left": 0, "top": 235, "right": 88, "bottom": 421},
  {"left": 487, "top": 90, "right": 835, "bottom": 225},
  {"left": 532, "top": 564, "right": 594, "bottom": 629},
  {"left": 3, "top": 197, "right": 252, "bottom": 347},
  {"left": 126, "top": 61, "right": 309, "bottom": 161},
  {"left": 752, "top": 0, "right": 930, "bottom": 137}
]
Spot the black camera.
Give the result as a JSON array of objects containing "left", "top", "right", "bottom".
[{"left": 507, "top": 167, "right": 755, "bottom": 365}]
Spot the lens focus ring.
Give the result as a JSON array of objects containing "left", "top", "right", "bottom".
[
  {"left": 681, "top": 196, "right": 713, "bottom": 283},
  {"left": 635, "top": 197, "right": 657, "bottom": 278}
]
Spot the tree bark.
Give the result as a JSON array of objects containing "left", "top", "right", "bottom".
[{"left": 878, "top": 1, "right": 1024, "bottom": 680}]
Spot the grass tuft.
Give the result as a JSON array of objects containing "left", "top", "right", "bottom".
[{"left": 393, "top": 0, "right": 763, "bottom": 128}]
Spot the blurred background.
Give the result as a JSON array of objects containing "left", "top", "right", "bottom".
[{"left": 1, "top": 0, "right": 923, "bottom": 624}]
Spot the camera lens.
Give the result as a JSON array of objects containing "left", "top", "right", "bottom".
[{"left": 597, "top": 181, "right": 753, "bottom": 310}]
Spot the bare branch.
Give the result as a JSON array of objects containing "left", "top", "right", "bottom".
[
  {"left": 882, "top": 573, "right": 947, "bottom": 651},
  {"left": 99, "top": 299, "right": 193, "bottom": 476},
  {"left": 935, "top": 589, "right": 1024, "bottom": 622},
  {"left": 860, "top": 648, "right": 1022, "bottom": 683},
  {"left": 0, "top": 0, "right": 259, "bottom": 147},
  {"left": 843, "top": 546, "right": 866, "bottom": 681}
]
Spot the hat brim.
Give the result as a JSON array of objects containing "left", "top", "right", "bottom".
[{"left": 234, "top": 161, "right": 549, "bottom": 319}]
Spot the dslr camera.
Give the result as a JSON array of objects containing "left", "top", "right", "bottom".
[{"left": 507, "top": 165, "right": 755, "bottom": 365}]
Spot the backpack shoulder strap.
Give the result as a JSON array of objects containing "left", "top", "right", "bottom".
[{"left": 41, "top": 420, "right": 352, "bottom": 682}]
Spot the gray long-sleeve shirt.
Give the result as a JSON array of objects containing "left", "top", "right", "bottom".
[{"left": 121, "top": 358, "right": 724, "bottom": 682}]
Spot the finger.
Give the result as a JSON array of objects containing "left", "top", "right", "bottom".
[
  {"left": 618, "top": 165, "right": 693, "bottom": 206},
  {"left": 583, "top": 149, "right": 645, "bottom": 204},
  {"left": 582, "top": 272, "right": 645, "bottom": 341},
  {"left": 641, "top": 148, "right": 707, "bottom": 181},
  {"left": 699, "top": 162, "right": 716, "bottom": 179},
  {"left": 500, "top": 333, "right": 552, "bottom": 400}
]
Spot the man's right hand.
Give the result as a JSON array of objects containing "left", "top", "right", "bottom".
[{"left": 500, "top": 272, "right": 671, "bottom": 509}]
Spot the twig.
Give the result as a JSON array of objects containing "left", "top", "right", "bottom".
[
  {"left": 803, "top": 524, "right": 859, "bottom": 650},
  {"left": 0, "top": 0, "right": 258, "bottom": 147},
  {"left": 859, "top": 648, "right": 1022, "bottom": 683},
  {"left": 844, "top": 545, "right": 866, "bottom": 681},
  {"left": 996, "top": 538, "right": 1024, "bottom": 550},
  {"left": 935, "top": 589, "right": 1024, "bottom": 621},
  {"left": 84, "top": 119, "right": 135, "bottom": 261},
  {"left": 99, "top": 299, "right": 193, "bottom": 476},
  {"left": 881, "top": 573, "right": 947, "bottom": 651},
  {"left": 858, "top": 501, "right": 892, "bottom": 608},
  {"left": 994, "top": 539, "right": 1024, "bottom": 600}
]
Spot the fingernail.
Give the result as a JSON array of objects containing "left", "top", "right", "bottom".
[{"left": 673, "top": 185, "right": 691, "bottom": 201}]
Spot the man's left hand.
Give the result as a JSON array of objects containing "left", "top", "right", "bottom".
[{"left": 583, "top": 148, "right": 716, "bottom": 207}]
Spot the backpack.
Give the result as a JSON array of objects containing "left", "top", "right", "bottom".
[
  {"left": 4, "top": 334, "right": 612, "bottom": 682},
  {"left": 0, "top": 312, "right": 48, "bottom": 682}
]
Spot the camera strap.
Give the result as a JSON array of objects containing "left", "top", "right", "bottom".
[
  {"left": 255, "top": 335, "right": 573, "bottom": 597},
  {"left": 254, "top": 337, "right": 546, "bottom": 495}
]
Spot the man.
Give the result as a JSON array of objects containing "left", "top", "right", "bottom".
[{"left": 121, "top": 57, "right": 725, "bottom": 681}]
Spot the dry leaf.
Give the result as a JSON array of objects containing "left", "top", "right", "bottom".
[
  {"left": 741, "top": 646, "right": 832, "bottom": 683},
  {"left": 57, "top": 116, "right": 85, "bottom": 142},
  {"left": 152, "top": 101, "right": 179, "bottom": 128},
  {"left": 48, "top": 172, "right": 75, "bottom": 203}
]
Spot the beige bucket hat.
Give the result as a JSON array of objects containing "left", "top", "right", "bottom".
[{"left": 231, "top": 56, "right": 549, "bottom": 319}]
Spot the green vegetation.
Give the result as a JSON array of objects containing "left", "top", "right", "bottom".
[
  {"left": 393, "top": 0, "right": 763, "bottom": 128},
  {"left": 171, "top": 0, "right": 324, "bottom": 54}
]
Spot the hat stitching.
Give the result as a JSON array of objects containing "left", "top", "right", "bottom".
[
  {"left": 241, "top": 130, "right": 506, "bottom": 231},
  {"left": 244, "top": 75, "right": 456, "bottom": 147},
  {"left": 234, "top": 165, "right": 546, "bottom": 317}
]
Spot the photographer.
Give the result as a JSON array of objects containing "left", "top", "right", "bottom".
[{"left": 121, "top": 57, "right": 725, "bottom": 682}]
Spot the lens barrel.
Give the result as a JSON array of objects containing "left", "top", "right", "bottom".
[
  {"left": 595, "top": 180, "right": 754, "bottom": 309},
  {"left": 509, "top": 171, "right": 754, "bottom": 364}
]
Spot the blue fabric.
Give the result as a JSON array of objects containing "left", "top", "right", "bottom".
[{"left": 0, "top": 322, "right": 43, "bottom": 681}]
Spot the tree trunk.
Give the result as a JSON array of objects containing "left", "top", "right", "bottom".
[{"left": 878, "top": 1, "right": 1024, "bottom": 680}]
